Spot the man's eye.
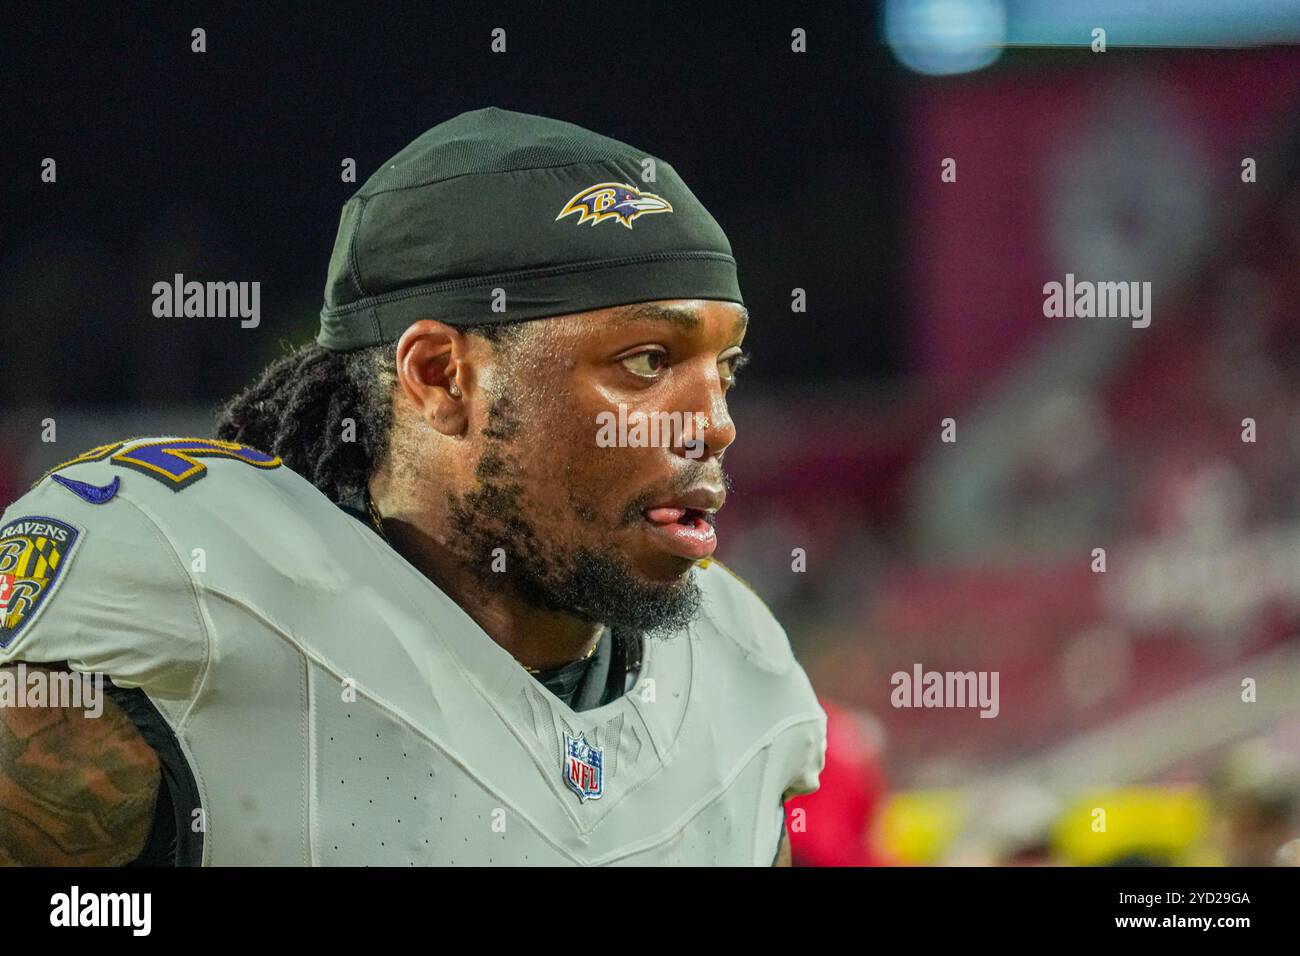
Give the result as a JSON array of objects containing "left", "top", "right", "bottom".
[
  {"left": 721, "top": 351, "right": 750, "bottom": 388},
  {"left": 621, "top": 350, "right": 667, "bottom": 378}
]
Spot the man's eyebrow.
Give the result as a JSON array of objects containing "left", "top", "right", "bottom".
[{"left": 612, "top": 303, "right": 749, "bottom": 334}]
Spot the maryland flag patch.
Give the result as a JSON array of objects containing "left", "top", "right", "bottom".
[{"left": 0, "top": 515, "right": 82, "bottom": 649}]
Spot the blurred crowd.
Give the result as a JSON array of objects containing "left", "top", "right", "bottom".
[{"left": 732, "top": 50, "right": 1300, "bottom": 866}]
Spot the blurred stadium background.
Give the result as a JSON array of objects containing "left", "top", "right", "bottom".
[{"left": 3, "top": 1, "right": 1299, "bottom": 866}]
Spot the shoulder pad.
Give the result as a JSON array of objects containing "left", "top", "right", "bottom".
[
  {"left": 1, "top": 463, "right": 208, "bottom": 695},
  {"left": 693, "top": 559, "right": 797, "bottom": 675}
]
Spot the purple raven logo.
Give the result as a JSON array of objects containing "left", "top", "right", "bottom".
[{"left": 555, "top": 182, "right": 673, "bottom": 229}]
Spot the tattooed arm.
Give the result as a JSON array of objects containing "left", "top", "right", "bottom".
[{"left": 0, "top": 664, "right": 160, "bottom": 866}]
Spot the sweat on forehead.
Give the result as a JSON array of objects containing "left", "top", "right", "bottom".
[{"left": 609, "top": 302, "right": 750, "bottom": 334}]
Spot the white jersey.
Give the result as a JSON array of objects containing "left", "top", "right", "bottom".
[{"left": 0, "top": 436, "right": 826, "bottom": 865}]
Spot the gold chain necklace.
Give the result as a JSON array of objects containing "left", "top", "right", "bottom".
[
  {"left": 364, "top": 489, "right": 390, "bottom": 543},
  {"left": 523, "top": 642, "right": 597, "bottom": 674},
  {"left": 365, "top": 489, "right": 595, "bottom": 676}
]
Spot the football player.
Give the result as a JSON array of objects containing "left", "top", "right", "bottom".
[{"left": 0, "top": 108, "right": 826, "bottom": 865}]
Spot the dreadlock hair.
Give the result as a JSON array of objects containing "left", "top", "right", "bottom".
[{"left": 214, "top": 324, "right": 523, "bottom": 505}]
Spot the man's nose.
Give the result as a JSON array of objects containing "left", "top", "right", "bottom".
[{"left": 679, "top": 388, "right": 735, "bottom": 462}]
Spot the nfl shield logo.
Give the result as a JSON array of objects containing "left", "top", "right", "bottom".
[{"left": 563, "top": 731, "right": 603, "bottom": 802}]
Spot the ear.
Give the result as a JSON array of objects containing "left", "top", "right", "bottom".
[{"left": 395, "top": 320, "right": 472, "bottom": 436}]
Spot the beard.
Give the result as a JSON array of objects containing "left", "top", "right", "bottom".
[{"left": 445, "top": 395, "right": 704, "bottom": 637}]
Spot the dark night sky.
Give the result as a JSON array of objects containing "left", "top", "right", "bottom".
[{"left": 1, "top": 1, "right": 905, "bottom": 407}]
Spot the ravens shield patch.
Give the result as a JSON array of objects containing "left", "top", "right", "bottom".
[{"left": 0, "top": 515, "right": 83, "bottom": 649}]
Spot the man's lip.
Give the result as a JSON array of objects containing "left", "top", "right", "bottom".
[
  {"left": 638, "top": 511, "right": 718, "bottom": 559},
  {"left": 642, "top": 487, "right": 726, "bottom": 514}
]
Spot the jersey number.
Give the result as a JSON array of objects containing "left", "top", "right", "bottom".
[{"left": 40, "top": 438, "right": 281, "bottom": 492}]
